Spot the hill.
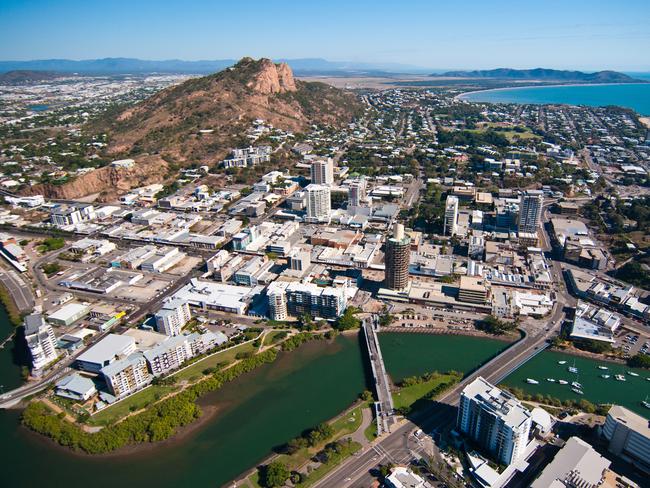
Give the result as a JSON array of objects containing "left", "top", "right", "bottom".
[
  {"left": 0, "top": 70, "right": 63, "bottom": 84},
  {"left": 97, "top": 57, "right": 364, "bottom": 162},
  {"left": 437, "top": 68, "right": 642, "bottom": 83}
]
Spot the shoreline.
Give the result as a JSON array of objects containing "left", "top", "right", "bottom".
[{"left": 454, "top": 82, "right": 648, "bottom": 101}]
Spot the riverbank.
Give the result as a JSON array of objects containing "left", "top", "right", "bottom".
[{"left": 0, "top": 280, "right": 23, "bottom": 327}]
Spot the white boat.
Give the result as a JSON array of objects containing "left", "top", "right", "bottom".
[
  {"left": 643, "top": 396, "right": 650, "bottom": 409},
  {"left": 601, "top": 374, "right": 610, "bottom": 379},
  {"left": 615, "top": 374, "right": 626, "bottom": 382},
  {"left": 571, "top": 381, "right": 583, "bottom": 389},
  {"left": 627, "top": 371, "right": 639, "bottom": 377},
  {"left": 526, "top": 378, "right": 539, "bottom": 385},
  {"left": 558, "top": 380, "right": 568, "bottom": 385},
  {"left": 558, "top": 361, "right": 567, "bottom": 365},
  {"left": 598, "top": 366, "right": 608, "bottom": 370},
  {"left": 572, "top": 388, "right": 584, "bottom": 395},
  {"left": 568, "top": 360, "right": 578, "bottom": 374},
  {"left": 546, "top": 378, "right": 556, "bottom": 383}
]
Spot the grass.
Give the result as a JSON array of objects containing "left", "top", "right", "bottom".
[
  {"left": 364, "top": 420, "right": 377, "bottom": 442},
  {"left": 263, "top": 330, "right": 287, "bottom": 347},
  {"left": 296, "top": 440, "right": 362, "bottom": 488},
  {"left": 88, "top": 385, "right": 179, "bottom": 426},
  {"left": 173, "top": 340, "right": 256, "bottom": 382},
  {"left": 392, "top": 373, "right": 458, "bottom": 410}
]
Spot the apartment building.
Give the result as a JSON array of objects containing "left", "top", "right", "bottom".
[
  {"left": 154, "top": 299, "right": 192, "bottom": 336},
  {"left": 24, "top": 313, "right": 58, "bottom": 371},
  {"left": 101, "top": 353, "right": 151, "bottom": 398}
]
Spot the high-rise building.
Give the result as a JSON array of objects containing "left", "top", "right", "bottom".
[
  {"left": 310, "top": 158, "right": 334, "bottom": 186},
  {"left": 305, "top": 184, "right": 331, "bottom": 223},
  {"left": 384, "top": 223, "right": 411, "bottom": 291},
  {"left": 444, "top": 196, "right": 459, "bottom": 236},
  {"left": 267, "top": 281, "right": 347, "bottom": 320},
  {"left": 154, "top": 299, "right": 191, "bottom": 336},
  {"left": 101, "top": 352, "right": 151, "bottom": 398},
  {"left": 24, "top": 313, "right": 58, "bottom": 371},
  {"left": 518, "top": 190, "right": 544, "bottom": 234},
  {"left": 348, "top": 178, "right": 367, "bottom": 207},
  {"left": 458, "top": 377, "right": 532, "bottom": 466},
  {"left": 602, "top": 405, "right": 650, "bottom": 474},
  {"left": 266, "top": 282, "right": 289, "bottom": 321}
]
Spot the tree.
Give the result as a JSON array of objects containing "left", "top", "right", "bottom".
[
  {"left": 334, "top": 308, "right": 361, "bottom": 331},
  {"left": 628, "top": 354, "right": 650, "bottom": 369},
  {"left": 478, "top": 315, "right": 516, "bottom": 335},
  {"left": 260, "top": 461, "right": 290, "bottom": 488}
]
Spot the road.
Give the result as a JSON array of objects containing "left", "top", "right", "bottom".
[{"left": 0, "top": 265, "right": 34, "bottom": 312}]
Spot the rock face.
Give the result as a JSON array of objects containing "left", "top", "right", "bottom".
[
  {"left": 94, "top": 57, "right": 363, "bottom": 163},
  {"left": 21, "top": 155, "right": 168, "bottom": 201}
]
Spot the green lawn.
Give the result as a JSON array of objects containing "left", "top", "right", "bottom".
[
  {"left": 364, "top": 420, "right": 377, "bottom": 442},
  {"left": 329, "top": 405, "right": 363, "bottom": 436},
  {"left": 296, "top": 441, "right": 362, "bottom": 488},
  {"left": 173, "top": 341, "right": 256, "bottom": 382},
  {"left": 392, "top": 373, "right": 458, "bottom": 410},
  {"left": 88, "top": 385, "right": 179, "bottom": 426},
  {"left": 263, "top": 330, "right": 287, "bottom": 347}
]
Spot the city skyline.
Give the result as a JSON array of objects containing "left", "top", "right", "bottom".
[{"left": 1, "top": 0, "right": 649, "bottom": 71}]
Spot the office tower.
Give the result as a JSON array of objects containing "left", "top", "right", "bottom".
[
  {"left": 458, "top": 377, "right": 532, "bottom": 466},
  {"left": 305, "top": 184, "right": 331, "bottom": 223},
  {"left": 444, "top": 195, "right": 459, "bottom": 236},
  {"left": 518, "top": 190, "right": 544, "bottom": 234},
  {"left": 310, "top": 158, "right": 334, "bottom": 186},
  {"left": 384, "top": 223, "right": 411, "bottom": 291},
  {"left": 348, "top": 178, "right": 366, "bottom": 207}
]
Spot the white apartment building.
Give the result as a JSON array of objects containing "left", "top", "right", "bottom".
[
  {"left": 143, "top": 335, "right": 193, "bottom": 376},
  {"left": 305, "top": 184, "right": 331, "bottom": 223},
  {"left": 348, "top": 178, "right": 367, "bottom": 207},
  {"left": 310, "top": 158, "right": 334, "bottom": 185},
  {"left": 154, "top": 299, "right": 192, "bottom": 336},
  {"left": 266, "top": 282, "right": 288, "bottom": 321},
  {"left": 458, "top": 377, "right": 532, "bottom": 466},
  {"left": 101, "top": 352, "right": 151, "bottom": 398},
  {"left": 518, "top": 190, "right": 544, "bottom": 234},
  {"left": 444, "top": 195, "right": 459, "bottom": 236},
  {"left": 50, "top": 204, "right": 95, "bottom": 227},
  {"left": 24, "top": 313, "right": 58, "bottom": 371},
  {"left": 602, "top": 405, "right": 650, "bottom": 474}
]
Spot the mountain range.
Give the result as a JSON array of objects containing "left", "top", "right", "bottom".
[
  {"left": 437, "top": 68, "right": 643, "bottom": 83},
  {"left": 0, "top": 57, "right": 427, "bottom": 76}
]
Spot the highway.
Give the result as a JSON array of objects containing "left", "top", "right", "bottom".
[{"left": 0, "top": 265, "right": 35, "bottom": 312}]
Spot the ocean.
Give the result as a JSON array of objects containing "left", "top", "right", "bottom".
[{"left": 459, "top": 82, "right": 650, "bottom": 116}]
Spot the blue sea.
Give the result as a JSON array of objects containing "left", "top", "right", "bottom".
[{"left": 460, "top": 81, "right": 650, "bottom": 116}]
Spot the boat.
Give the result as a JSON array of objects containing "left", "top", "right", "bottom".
[
  {"left": 615, "top": 374, "right": 626, "bottom": 381},
  {"left": 526, "top": 378, "right": 539, "bottom": 385},
  {"left": 558, "top": 380, "right": 568, "bottom": 385},
  {"left": 601, "top": 374, "right": 610, "bottom": 379},
  {"left": 546, "top": 378, "right": 556, "bottom": 383},
  {"left": 567, "top": 360, "right": 578, "bottom": 374},
  {"left": 572, "top": 388, "right": 584, "bottom": 395},
  {"left": 598, "top": 366, "right": 608, "bottom": 370},
  {"left": 558, "top": 361, "right": 567, "bottom": 365},
  {"left": 643, "top": 396, "right": 650, "bottom": 409},
  {"left": 571, "top": 381, "right": 583, "bottom": 389},
  {"left": 627, "top": 371, "right": 639, "bottom": 377}
]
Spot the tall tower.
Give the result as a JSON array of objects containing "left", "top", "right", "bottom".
[
  {"left": 384, "top": 223, "right": 411, "bottom": 291},
  {"left": 310, "top": 158, "right": 334, "bottom": 186},
  {"left": 444, "top": 195, "right": 459, "bottom": 236},
  {"left": 348, "top": 178, "right": 367, "bottom": 207},
  {"left": 518, "top": 190, "right": 544, "bottom": 234},
  {"left": 305, "top": 184, "right": 331, "bottom": 223}
]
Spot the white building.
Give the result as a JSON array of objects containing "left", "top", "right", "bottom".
[
  {"left": 55, "top": 373, "right": 97, "bottom": 401},
  {"left": 348, "top": 178, "right": 367, "bottom": 207},
  {"left": 305, "top": 184, "right": 331, "bottom": 223},
  {"left": 310, "top": 158, "right": 334, "bottom": 186},
  {"left": 154, "top": 299, "right": 191, "bottom": 336},
  {"left": 24, "top": 313, "right": 58, "bottom": 371},
  {"left": 143, "top": 335, "right": 193, "bottom": 376},
  {"left": 570, "top": 301, "right": 620, "bottom": 344},
  {"left": 518, "top": 190, "right": 544, "bottom": 234},
  {"left": 47, "top": 302, "right": 90, "bottom": 327},
  {"left": 458, "top": 377, "right": 532, "bottom": 466},
  {"left": 602, "top": 405, "right": 650, "bottom": 474},
  {"left": 531, "top": 437, "right": 611, "bottom": 488},
  {"left": 444, "top": 195, "right": 459, "bottom": 236},
  {"left": 76, "top": 334, "right": 137, "bottom": 373},
  {"left": 385, "top": 466, "right": 432, "bottom": 488},
  {"left": 101, "top": 352, "right": 151, "bottom": 398},
  {"left": 50, "top": 204, "right": 95, "bottom": 227},
  {"left": 171, "top": 279, "right": 259, "bottom": 315},
  {"left": 267, "top": 281, "right": 289, "bottom": 321}
]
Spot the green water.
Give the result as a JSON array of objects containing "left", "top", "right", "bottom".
[
  {"left": 503, "top": 350, "right": 650, "bottom": 419},
  {"left": 379, "top": 332, "right": 510, "bottom": 382},
  {"left": 0, "top": 335, "right": 368, "bottom": 488}
]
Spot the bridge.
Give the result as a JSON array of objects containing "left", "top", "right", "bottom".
[{"left": 361, "top": 315, "right": 394, "bottom": 436}]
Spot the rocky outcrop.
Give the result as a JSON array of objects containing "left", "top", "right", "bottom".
[{"left": 21, "top": 155, "right": 168, "bottom": 201}]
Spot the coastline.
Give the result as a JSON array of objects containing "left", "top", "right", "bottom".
[{"left": 454, "top": 82, "right": 648, "bottom": 101}]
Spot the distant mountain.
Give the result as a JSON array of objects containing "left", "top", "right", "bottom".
[
  {"left": 95, "top": 57, "right": 364, "bottom": 162},
  {"left": 437, "top": 68, "right": 643, "bottom": 83},
  {"left": 0, "top": 57, "right": 428, "bottom": 76},
  {"left": 0, "top": 70, "right": 63, "bottom": 84}
]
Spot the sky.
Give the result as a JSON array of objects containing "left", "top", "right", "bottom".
[{"left": 1, "top": 0, "right": 649, "bottom": 71}]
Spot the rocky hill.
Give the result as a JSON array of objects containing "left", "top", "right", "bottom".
[
  {"left": 438, "top": 68, "right": 642, "bottom": 83},
  {"left": 0, "top": 70, "right": 63, "bottom": 84},
  {"left": 97, "top": 57, "right": 363, "bottom": 163}
]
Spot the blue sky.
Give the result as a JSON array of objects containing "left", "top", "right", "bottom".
[{"left": 1, "top": 0, "right": 649, "bottom": 70}]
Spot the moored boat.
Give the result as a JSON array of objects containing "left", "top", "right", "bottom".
[
  {"left": 627, "top": 371, "right": 639, "bottom": 377},
  {"left": 558, "top": 361, "right": 567, "bottom": 365},
  {"left": 601, "top": 374, "right": 610, "bottom": 379},
  {"left": 546, "top": 378, "right": 556, "bottom": 382},
  {"left": 598, "top": 366, "right": 608, "bottom": 370},
  {"left": 572, "top": 388, "right": 584, "bottom": 395},
  {"left": 526, "top": 378, "right": 539, "bottom": 385},
  {"left": 558, "top": 380, "right": 568, "bottom": 385},
  {"left": 615, "top": 374, "right": 626, "bottom": 381}
]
